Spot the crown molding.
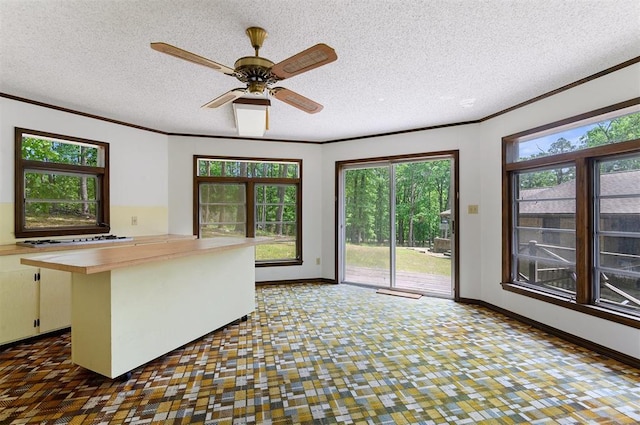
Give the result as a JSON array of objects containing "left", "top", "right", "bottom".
[{"left": 2, "top": 55, "right": 638, "bottom": 143}]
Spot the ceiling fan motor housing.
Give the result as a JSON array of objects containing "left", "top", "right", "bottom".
[{"left": 234, "top": 56, "right": 277, "bottom": 94}]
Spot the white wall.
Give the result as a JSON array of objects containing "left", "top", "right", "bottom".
[
  {"left": 478, "top": 62, "right": 640, "bottom": 360},
  {"left": 0, "top": 97, "right": 169, "bottom": 244},
  {"left": 321, "top": 125, "right": 483, "bottom": 299},
  {"left": 167, "top": 136, "right": 324, "bottom": 282}
]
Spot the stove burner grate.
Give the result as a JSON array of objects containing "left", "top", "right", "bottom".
[{"left": 17, "top": 235, "right": 133, "bottom": 248}]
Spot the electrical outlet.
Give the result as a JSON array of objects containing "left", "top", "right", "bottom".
[
  {"left": 468, "top": 205, "right": 479, "bottom": 214},
  {"left": 131, "top": 216, "right": 138, "bottom": 226},
  {"left": 316, "top": 257, "right": 321, "bottom": 265}
]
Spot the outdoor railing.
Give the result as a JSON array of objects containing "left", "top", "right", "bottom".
[{"left": 518, "top": 240, "right": 640, "bottom": 308}]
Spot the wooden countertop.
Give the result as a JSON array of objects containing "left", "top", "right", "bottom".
[
  {"left": 21, "top": 237, "right": 261, "bottom": 274},
  {"left": 0, "top": 234, "right": 195, "bottom": 256}
]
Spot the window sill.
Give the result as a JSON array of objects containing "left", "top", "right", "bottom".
[
  {"left": 256, "top": 259, "right": 303, "bottom": 267},
  {"left": 501, "top": 282, "right": 640, "bottom": 329},
  {"left": 15, "top": 225, "right": 111, "bottom": 239}
]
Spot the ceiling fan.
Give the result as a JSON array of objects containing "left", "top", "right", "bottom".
[{"left": 151, "top": 27, "right": 337, "bottom": 114}]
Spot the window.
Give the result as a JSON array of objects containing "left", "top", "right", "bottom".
[
  {"left": 513, "top": 166, "right": 577, "bottom": 297},
  {"left": 15, "top": 128, "right": 110, "bottom": 238},
  {"left": 199, "top": 183, "right": 246, "bottom": 238},
  {"left": 194, "top": 156, "right": 302, "bottom": 266},
  {"left": 502, "top": 99, "right": 640, "bottom": 327},
  {"left": 594, "top": 154, "right": 640, "bottom": 314}
]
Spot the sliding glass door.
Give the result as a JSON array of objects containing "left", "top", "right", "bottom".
[
  {"left": 343, "top": 165, "right": 391, "bottom": 286},
  {"left": 339, "top": 154, "right": 456, "bottom": 298}
]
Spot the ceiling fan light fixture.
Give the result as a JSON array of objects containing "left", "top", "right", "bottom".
[{"left": 233, "top": 98, "right": 271, "bottom": 137}]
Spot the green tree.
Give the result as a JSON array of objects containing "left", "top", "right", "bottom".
[
  {"left": 579, "top": 113, "right": 640, "bottom": 148},
  {"left": 345, "top": 168, "right": 374, "bottom": 244},
  {"left": 22, "top": 137, "right": 98, "bottom": 219},
  {"left": 579, "top": 113, "right": 640, "bottom": 172},
  {"left": 345, "top": 160, "right": 451, "bottom": 248},
  {"left": 372, "top": 168, "right": 389, "bottom": 244}
]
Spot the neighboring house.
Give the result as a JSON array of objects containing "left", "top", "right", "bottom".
[
  {"left": 518, "top": 169, "right": 640, "bottom": 295},
  {"left": 519, "top": 169, "right": 640, "bottom": 259}
]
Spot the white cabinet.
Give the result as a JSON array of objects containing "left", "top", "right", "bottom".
[
  {"left": 0, "top": 269, "right": 39, "bottom": 343},
  {"left": 39, "top": 268, "right": 72, "bottom": 333},
  {"left": 0, "top": 255, "right": 71, "bottom": 345}
]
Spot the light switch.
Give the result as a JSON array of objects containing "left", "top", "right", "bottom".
[{"left": 468, "top": 205, "right": 479, "bottom": 214}]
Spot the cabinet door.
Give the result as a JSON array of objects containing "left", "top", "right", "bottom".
[
  {"left": 0, "top": 269, "right": 39, "bottom": 344},
  {"left": 39, "top": 269, "right": 72, "bottom": 333}
]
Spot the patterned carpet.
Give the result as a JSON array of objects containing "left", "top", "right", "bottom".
[{"left": 1, "top": 283, "right": 639, "bottom": 424}]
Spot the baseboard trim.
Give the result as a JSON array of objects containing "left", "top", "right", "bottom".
[
  {"left": 0, "top": 327, "right": 70, "bottom": 351},
  {"left": 459, "top": 297, "right": 640, "bottom": 370},
  {"left": 256, "top": 277, "right": 336, "bottom": 286}
]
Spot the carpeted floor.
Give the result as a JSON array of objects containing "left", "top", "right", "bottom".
[{"left": 1, "top": 283, "right": 639, "bottom": 424}]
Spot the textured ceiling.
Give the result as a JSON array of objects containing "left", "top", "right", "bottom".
[{"left": 1, "top": 0, "right": 639, "bottom": 142}]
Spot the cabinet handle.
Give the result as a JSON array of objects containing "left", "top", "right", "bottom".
[{"left": 33, "top": 319, "right": 37, "bottom": 327}]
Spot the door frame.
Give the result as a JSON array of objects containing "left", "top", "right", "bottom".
[{"left": 335, "top": 150, "right": 460, "bottom": 300}]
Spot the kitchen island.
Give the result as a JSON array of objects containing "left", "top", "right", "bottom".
[{"left": 21, "top": 237, "right": 259, "bottom": 379}]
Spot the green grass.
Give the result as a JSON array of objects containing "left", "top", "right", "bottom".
[
  {"left": 346, "top": 243, "right": 451, "bottom": 276},
  {"left": 254, "top": 242, "right": 451, "bottom": 275},
  {"left": 26, "top": 215, "right": 95, "bottom": 228},
  {"left": 256, "top": 242, "right": 296, "bottom": 261}
]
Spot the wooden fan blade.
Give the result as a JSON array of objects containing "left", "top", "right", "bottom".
[
  {"left": 271, "top": 87, "right": 323, "bottom": 114},
  {"left": 270, "top": 43, "right": 337, "bottom": 80},
  {"left": 150, "top": 42, "right": 235, "bottom": 75},
  {"left": 202, "top": 89, "right": 246, "bottom": 108}
]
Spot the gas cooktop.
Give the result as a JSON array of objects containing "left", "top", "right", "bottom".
[{"left": 17, "top": 235, "right": 133, "bottom": 248}]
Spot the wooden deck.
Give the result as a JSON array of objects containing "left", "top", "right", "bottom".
[{"left": 345, "top": 266, "right": 452, "bottom": 297}]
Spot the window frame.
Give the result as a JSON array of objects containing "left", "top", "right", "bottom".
[
  {"left": 501, "top": 98, "right": 640, "bottom": 329},
  {"left": 193, "top": 155, "right": 303, "bottom": 267},
  {"left": 14, "top": 127, "right": 110, "bottom": 239},
  {"left": 254, "top": 182, "right": 299, "bottom": 262},
  {"left": 511, "top": 163, "right": 578, "bottom": 298}
]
